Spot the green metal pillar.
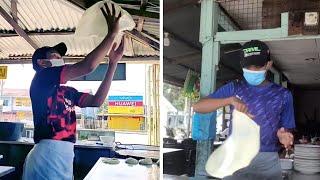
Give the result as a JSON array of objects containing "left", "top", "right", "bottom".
[
  {"left": 195, "top": 0, "right": 220, "bottom": 177},
  {"left": 270, "top": 67, "right": 281, "bottom": 85}
]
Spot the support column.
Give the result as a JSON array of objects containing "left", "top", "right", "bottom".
[
  {"left": 195, "top": 0, "right": 220, "bottom": 177},
  {"left": 270, "top": 67, "right": 281, "bottom": 85}
]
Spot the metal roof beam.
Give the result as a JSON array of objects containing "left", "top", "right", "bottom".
[
  {"left": 126, "top": 29, "right": 159, "bottom": 50},
  {"left": 0, "top": 29, "right": 159, "bottom": 41},
  {"left": 67, "top": 0, "right": 159, "bottom": 18},
  {"left": 0, "top": 31, "right": 74, "bottom": 37},
  {"left": 164, "top": 29, "right": 241, "bottom": 76},
  {"left": 164, "top": 0, "right": 200, "bottom": 14},
  {"left": 164, "top": 56, "right": 198, "bottom": 73},
  {"left": 0, "top": 6, "right": 38, "bottom": 49},
  {"left": 215, "top": 13, "right": 290, "bottom": 44},
  {"left": 164, "top": 28, "right": 201, "bottom": 51},
  {"left": 0, "top": 56, "right": 159, "bottom": 64},
  {"left": 10, "top": 0, "right": 18, "bottom": 22}
]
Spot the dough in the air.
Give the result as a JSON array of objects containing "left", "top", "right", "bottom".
[
  {"left": 102, "top": 158, "right": 120, "bottom": 165},
  {"left": 125, "top": 157, "right": 139, "bottom": 165},
  {"left": 75, "top": 0, "right": 135, "bottom": 49},
  {"left": 139, "top": 158, "right": 153, "bottom": 165},
  {"left": 205, "top": 110, "right": 260, "bottom": 178}
]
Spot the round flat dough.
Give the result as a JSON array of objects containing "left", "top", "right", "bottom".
[
  {"left": 139, "top": 158, "right": 153, "bottom": 165},
  {"left": 205, "top": 110, "right": 260, "bottom": 178},
  {"left": 102, "top": 158, "right": 120, "bottom": 165},
  {"left": 125, "top": 157, "right": 139, "bottom": 165}
]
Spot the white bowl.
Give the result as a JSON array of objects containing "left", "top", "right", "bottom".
[
  {"left": 280, "top": 159, "right": 293, "bottom": 170},
  {"left": 99, "top": 136, "right": 115, "bottom": 146}
]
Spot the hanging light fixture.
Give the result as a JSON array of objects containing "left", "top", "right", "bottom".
[{"left": 164, "top": 32, "right": 170, "bottom": 46}]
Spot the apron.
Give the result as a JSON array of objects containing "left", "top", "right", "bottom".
[
  {"left": 222, "top": 152, "right": 283, "bottom": 180},
  {"left": 22, "top": 139, "right": 74, "bottom": 180}
]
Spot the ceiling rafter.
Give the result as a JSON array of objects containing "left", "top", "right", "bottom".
[
  {"left": 10, "top": 0, "right": 18, "bottom": 22},
  {"left": 126, "top": 29, "right": 159, "bottom": 50},
  {"left": 0, "top": 56, "right": 159, "bottom": 64},
  {"left": 0, "top": 6, "right": 38, "bottom": 49}
]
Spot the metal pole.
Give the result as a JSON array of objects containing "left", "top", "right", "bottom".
[
  {"left": 195, "top": 0, "right": 220, "bottom": 177},
  {"left": 155, "top": 64, "right": 160, "bottom": 146},
  {"left": 184, "top": 96, "right": 188, "bottom": 130},
  {"left": 186, "top": 97, "right": 192, "bottom": 138},
  {"left": 152, "top": 65, "right": 156, "bottom": 145},
  {"left": 147, "top": 65, "right": 152, "bottom": 145}
]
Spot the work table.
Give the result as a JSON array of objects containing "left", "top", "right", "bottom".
[{"left": 84, "top": 158, "right": 160, "bottom": 180}]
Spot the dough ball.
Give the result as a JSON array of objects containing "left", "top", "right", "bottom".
[
  {"left": 125, "top": 157, "right": 139, "bottom": 165},
  {"left": 102, "top": 158, "right": 120, "bottom": 165},
  {"left": 139, "top": 158, "right": 153, "bottom": 165}
]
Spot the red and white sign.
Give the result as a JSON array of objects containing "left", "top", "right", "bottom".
[{"left": 108, "top": 101, "right": 143, "bottom": 107}]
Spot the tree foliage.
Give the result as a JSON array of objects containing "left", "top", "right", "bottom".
[{"left": 163, "top": 83, "right": 185, "bottom": 111}]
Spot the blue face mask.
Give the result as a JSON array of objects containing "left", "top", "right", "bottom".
[{"left": 242, "top": 68, "right": 266, "bottom": 86}]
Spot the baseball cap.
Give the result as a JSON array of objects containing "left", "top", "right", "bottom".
[
  {"left": 240, "top": 40, "right": 270, "bottom": 68},
  {"left": 32, "top": 42, "right": 67, "bottom": 71}
]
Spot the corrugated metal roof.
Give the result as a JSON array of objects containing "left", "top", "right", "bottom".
[
  {"left": 0, "top": 0, "right": 159, "bottom": 37},
  {"left": 0, "top": 36, "right": 33, "bottom": 58},
  {"left": 0, "top": 0, "right": 159, "bottom": 60},
  {"left": 0, "top": 34, "right": 159, "bottom": 59},
  {"left": 143, "top": 21, "right": 159, "bottom": 38},
  {"left": 0, "top": 0, "right": 14, "bottom": 30},
  {"left": 30, "top": 34, "right": 159, "bottom": 57},
  {"left": 0, "top": 0, "right": 82, "bottom": 31}
]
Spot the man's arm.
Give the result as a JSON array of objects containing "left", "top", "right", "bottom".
[
  {"left": 79, "top": 37, "right": 125, "bottom": 107},
  {"left": 193, "top": 97, "right": 232, "bottom": 113},
  {"left": 80, "top": 63, "right": 117, "bottom": 107},
  {"left": 63, "top": 33, "right": 118, "bottom": 83},
  {"left": 63, "top": 3, "right": 121, "bottom": 83},
  {"left": 193, "top": 97, "right": 255, "bottom": 118},
  {"left": 193, "top": 83, "right": 235, "bottom": 113},
  {"left": 192, "top": 82, "right": 254, "bottom": 118},
  {"left": 278, "top": 91, "right": 296, "bottom": 150}
]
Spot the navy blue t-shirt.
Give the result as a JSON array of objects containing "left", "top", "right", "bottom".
[
  {"left": 30, "top": 66, "right": 89, "bottom": 143},
  {"left": 208, "top": 81, "right": 295, "bottom": 152}
]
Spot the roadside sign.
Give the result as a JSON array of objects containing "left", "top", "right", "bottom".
[
  {"left": 0, "top": 66, "right": 7, "bottom": 79},
  {"left": 108, "top": 96, "right": 144, "bottom": 115}
]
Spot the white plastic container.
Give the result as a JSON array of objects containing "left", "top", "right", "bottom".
[{"left": 280, "top": 159, "right": 294, "bottom": 170}]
